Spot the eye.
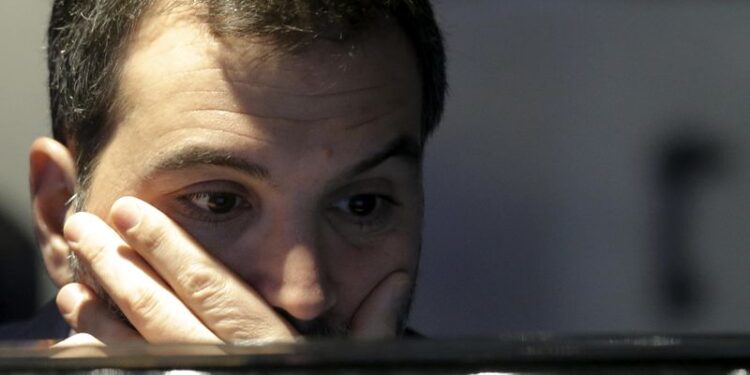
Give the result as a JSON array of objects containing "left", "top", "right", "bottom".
[
  {"left": 188, "top": 192, "right": 242, "bottom": 213},
  {"left": 329, "top": 194, "right": 400, "bottom": 234},
  {"left": 177, "top": 191, "right": 252, "bottom": 222},
  {"left": 337, "top": 194, "right": 380, "bottom": 217}
]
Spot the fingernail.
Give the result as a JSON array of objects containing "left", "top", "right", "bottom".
[{"left": 111, "top": 197, "right": 142, "bottom": 233}]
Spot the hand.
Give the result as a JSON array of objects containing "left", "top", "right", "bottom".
[
  {"left": 57, "top": 196, "right": 296, "bottom": 344},
  {"left": 55, "top": 196, "right": 413, "bottom": 345}
]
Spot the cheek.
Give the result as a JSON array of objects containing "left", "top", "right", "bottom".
[
  {"left": 322, "top": 228, "right": 421, "bottom": 318},
  {"left": 148, "top": 201, "right": 420, "bottom": 323}
]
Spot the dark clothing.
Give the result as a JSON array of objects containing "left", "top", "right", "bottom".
[
  {"left": 0, "top": 212, "right": 38, "bottom": 323},
  {"left": 0, "top": 301, "right": 69, "bottom": 341}
]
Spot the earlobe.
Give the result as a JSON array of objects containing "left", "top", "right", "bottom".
[{"left": 29, "top": 137, "right": 77, "bottom": 288}]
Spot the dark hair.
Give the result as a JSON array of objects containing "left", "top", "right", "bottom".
[{"left": 47, "top": 0, "right": 446, "bottom": 193}]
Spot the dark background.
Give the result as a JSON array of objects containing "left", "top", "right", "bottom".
[{"left": 2, "top": 0, "right": 750, "bottom": 336}]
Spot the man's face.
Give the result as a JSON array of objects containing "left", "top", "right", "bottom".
[{"left": 77, "top": 10, "right": 423, "bottom": 335}]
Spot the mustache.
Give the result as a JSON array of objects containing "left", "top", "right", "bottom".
[{"left": 273, "top": 307, "right": 349, "bottom": 338}]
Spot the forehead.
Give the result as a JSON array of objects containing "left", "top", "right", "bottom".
[
  {"left": 115, "top": 5, "right": 421, "bottom": 136},
  {"left": 84, "top": 4, "right": 423, "bottom": 202}
]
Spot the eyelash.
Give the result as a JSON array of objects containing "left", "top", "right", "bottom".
[
  {"left": 176, "top": 191, "right": 252, "bottom": 223},
  {"left": 171, "top": 187, "right": 402, "bottom": 235},
  {"left": 329, "top": 194, "right": 401, "bottom": 232}
]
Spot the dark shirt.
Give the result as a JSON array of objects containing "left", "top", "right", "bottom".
[{"left": 0, "top": 301, "right": 69, "bottom": 341}]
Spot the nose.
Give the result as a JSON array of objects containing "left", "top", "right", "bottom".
[
  {"left": 242, "top": 203, "right": 338, "bottom": 324},
  {"left": 263, "top": 243, "right": 337, "bottom": 321}
]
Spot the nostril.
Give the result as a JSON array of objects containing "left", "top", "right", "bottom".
[
  {"left": 273, "top": 307, "right": 310, "bottom": 332},
  {"left": 272, "top": 306, "right": 345, "bottom": 337}
]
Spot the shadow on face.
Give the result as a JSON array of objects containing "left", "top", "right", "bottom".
[{"left": 73, "top": 6, "right": 425, "bottom": 336}]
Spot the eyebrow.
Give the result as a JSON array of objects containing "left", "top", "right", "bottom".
[
  {"left": 341, "top": 135, "right": 422, "bottom": 179},
  {"left": 149, "top": 135, "right": 421, "bottom": 181},
  {"left": 151, "top": 147, "right": 270, "bottom": 179}
]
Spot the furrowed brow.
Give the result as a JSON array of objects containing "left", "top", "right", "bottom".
[
  {"left": 342, "top": 135, "right": 423, "bottom": 179},
  {"left": 150, "top": 147, "right": 269, "bottom": 179}
]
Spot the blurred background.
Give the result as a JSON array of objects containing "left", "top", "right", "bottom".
[{"left": 2, "top": 0, "right": 750, "bottom": 336}]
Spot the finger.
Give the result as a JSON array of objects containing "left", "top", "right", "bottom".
[
  {"left": 64, "top": 212, "right": 220, "bottom": 343},
  {"left": 350, "top": 271, "right": 413, "bottom": 339},
  {"left": 56, "top": 283, "right": 143, "bottom": 343},
  {"left": 52, "top": 333, "right": 105, "bottom": 348},
  {"left": 51, "top": 333, "right": 108, "bottom": 358},
  {"left": 109, "top": 196, "right": 297, "bottom": 342}
]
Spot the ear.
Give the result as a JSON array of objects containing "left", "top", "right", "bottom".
[{"left": 29, "top": 137, "right": 77, "bottom": 288}]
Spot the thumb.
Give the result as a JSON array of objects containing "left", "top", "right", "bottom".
[{"left": 350, "top": 272, "right": 413, "bottom": 339}]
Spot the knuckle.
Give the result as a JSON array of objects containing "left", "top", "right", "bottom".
[
  {"left": 134, "top": 222, "right": 169, "bottom": 253},
  {"left": 179, "top": 265, "right": 228, "bottom": 309},
  {"left": 73, "top": 234, "right": 109, "bottom": 267},
  {"left": 177, "top": 266, "right": 279, "bottom": 341},
  {"left": 217, "top": 317, "right": 267, "bottom": 341},
  {"left": 80, "top": 242, "right": 107, "bottom": 266},
  {"left": 123, "top": 286, "right": 161, "bottom": 320}
]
